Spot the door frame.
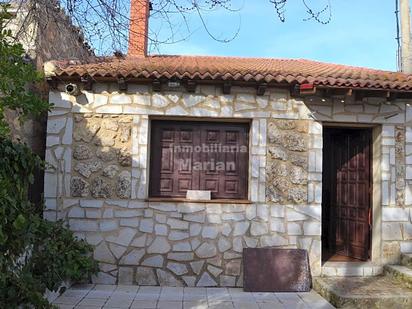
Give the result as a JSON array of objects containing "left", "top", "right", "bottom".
[{"left": 321, "top": 123, "right": 382, "bottom": 265}]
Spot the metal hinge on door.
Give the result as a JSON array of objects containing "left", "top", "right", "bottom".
[{"left": 368, "top": 208, "right": 372, "bottom": 227}]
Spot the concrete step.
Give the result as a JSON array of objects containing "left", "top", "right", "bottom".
[
  {"left": 384, "top": 265, "right": 412, "bottom": 288},
  {"left": 314, "top": 276, "right": 412, "bottom": 308},
  {"left": 401, "top": 253, "right": 412, "bottom": 267},
  {"left": 321, "top": 262, "right": 383, "bottom": 277}
]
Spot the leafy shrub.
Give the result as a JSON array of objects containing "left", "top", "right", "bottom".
[{"left": 0, "top": 140, "right": 99, "bottom": 308}]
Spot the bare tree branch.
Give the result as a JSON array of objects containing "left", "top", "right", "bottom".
[{"left": 8, "top": 0, "right": 332, "bottom": 57}]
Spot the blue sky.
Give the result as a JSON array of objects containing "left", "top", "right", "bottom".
[{"left": 150, "top": 0, "right": 399, "bottom": 71}]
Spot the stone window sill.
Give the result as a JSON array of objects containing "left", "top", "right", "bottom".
[{"left": 146, "top": 197, "right": 252, "bottom": 204}]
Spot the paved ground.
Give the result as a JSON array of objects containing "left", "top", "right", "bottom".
[{"left": 53, "top": 284, "right": 335, "bottom": 309}]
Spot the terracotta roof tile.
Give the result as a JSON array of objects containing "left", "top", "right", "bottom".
[{"left": 49, "top": 55, "right": 412, "bottom": 91}]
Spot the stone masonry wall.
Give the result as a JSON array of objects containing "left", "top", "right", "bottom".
[
  {"left": 45, "top": 82, "right": 412, "bottom": 285},
  {"left": 267, "top": 120, "right": 310, "bottom": 204},
  {"left": 71, "top": 114, "right": 132, "bottom": 199}
]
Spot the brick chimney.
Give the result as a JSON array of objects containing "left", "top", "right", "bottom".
[{"left": 128, "top": 0, "right": 150, "bottom": 57}]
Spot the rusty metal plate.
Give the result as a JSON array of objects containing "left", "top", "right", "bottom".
[{"left": 243, "top": 248, "right": 312, "bottom": 292}]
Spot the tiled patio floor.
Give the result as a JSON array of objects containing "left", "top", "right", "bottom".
[{"left": 53, "top": 284, "right": 335, "bottom": 309}]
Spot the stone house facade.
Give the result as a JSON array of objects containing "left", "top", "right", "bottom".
[
  {"left": 43, "top": 59, "right": 412, "bottom": 285},
  {"left": 43, "top": 0, "right": 412, "bottom": 286}
]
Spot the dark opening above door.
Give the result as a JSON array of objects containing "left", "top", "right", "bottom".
[{"left": 322, "top": 127, "right": 372, "bottom": 262}]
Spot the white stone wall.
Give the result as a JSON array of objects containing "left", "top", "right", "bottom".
[{"left": 45, "top": 82, "right": 412, "bottom": 285}]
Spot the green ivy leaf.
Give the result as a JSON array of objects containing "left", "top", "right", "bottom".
[{"left": 12, "top": 214, "right": 26, "bottom": 230}]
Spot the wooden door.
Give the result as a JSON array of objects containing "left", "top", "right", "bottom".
[{"left": 330, "top": 128, "right": 371, "bottom": 260}]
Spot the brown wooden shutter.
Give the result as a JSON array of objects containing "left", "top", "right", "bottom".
[
  {"left": 149, "top": 120, "right": 249, "bottom": 199},
  {"left": 149, "top": 121, "right": 199, "bottom": 198},
  {"left": 198, "top": 124, "right": 249, "bottom": 199}
]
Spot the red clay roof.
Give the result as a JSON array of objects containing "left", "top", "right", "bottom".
[{"left": 49, "top": 55, "right": 412, "bottom": 91}]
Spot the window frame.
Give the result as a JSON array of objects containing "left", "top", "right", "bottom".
[{"left": 148, "top": 119, "right": 250, "bottom": 201}]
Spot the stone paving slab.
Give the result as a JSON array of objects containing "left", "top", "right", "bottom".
[{"left": 53, "top": 284, "right": 335, "bottom": 309}]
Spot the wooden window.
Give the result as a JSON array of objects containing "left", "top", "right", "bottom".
[{"left": 149, "top": 120, "right": 249, "bottom": 200}]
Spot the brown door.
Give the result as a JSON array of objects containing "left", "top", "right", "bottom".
[{"left": 323, "top": 128, "right": 371, "bottom": 261}]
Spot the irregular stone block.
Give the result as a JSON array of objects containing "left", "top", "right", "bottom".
[
  {"left": 220, "top": 275, "right": 237, "bottom": 287},
  {"left": 381, "top": 223, "right": 402, "bottom": 241},
  {"left": 244, "top": 236, "right": 258, "bottom": 248},
  {"left": 197, "top": 272, "right": 217, "bottom": 287},
  {"left": 196, "top": 243, "right": 217, "bottom": 258},
  {"left": 142, "top": 255, "right": 164, "bottom": 267},
  {"left": 169, "top": 231, "right": 189, "bottom": 241},
  {"left": 120, "top": 218, "right": 139, "bottom": 228},
  {"left": 91, "top": 178, "right": 112, "bottom": 198},
  {"left": 109, "top": 243, "right": 127, "bottom": 259},
  {"left": 260, "top": 235, "right": 288, "bottom": 247},
  {"left": 131, "top": 235, "right": 147, "bottom": 247},
  {"left": 182, "top": 276, "right": 197, "bottom": 287},
  {"left": 102, "top": 165, "right": 119, "bottom": 178},
  {"left": 167, "top": 262, "right": 188, "bottom": 275},
  {"left": 100, "top": 220, "right": 118, "bottom": 232},
  {"left": 115, "top": 210, "right": 142, "bottom": 218},
  {"left": 222, "top": 213, "right": 245, "bottom": 221},
  {"left": 119, "top": 249, "right": 145, "bottom": 265},
  {"left": 250, "top": 222, "right": 268, "bottom": 236},
  {"left": 173, "top": 241, "right": 191, "bottom": 252},
  {"left": 117, "top": 171, "right": 131, "bottom": 199},
  {"left": 148, "top": 237, "right": 171, "bottom": 254},
  {"left": 233, "top": 221, "right": 250, "bottom": 236},
  {"left": 94, "top": 242, "right": 115, "bottom": 264},
  {"left": 303, "top": 222, "right": 321, "bottom": 236},
  {"left": 177, "top": 203, "right": 205, "bottom": 213},
  {"left": 136, "top": 267, "right": 157, "bottom": 285},
  {"left": 184, "top": 213, "right": 206, "bottom": 223},
  {"left": 270, "top": 218, "right": 285, "bottom": 233},
  {"left": 117, "top": 147, "right": 132, "bottom": 167},
  {"left": 168, "top": 252, "right": 194, "bottom": 261},
  {"left": 190, "top": 261, "right": 205, "bottom": 275},
  {"left": 168, "top": 218, "right": 189, "bottom": 230},
  {"left": 74, "top": 161, "right": 102, "bottom": 178},
  {"left": 139, "top": 219, "right": 153, "bottom": 233},
  {"left": 106, "top": 228, "right": 136, "bottom": 247},
  {"left": 225, "top": 260, "right": 241, "bottom": 276},
  {"left": 154, "top": 224, "right": 168, "bottom": 236},
  {"left": 71, "top": 177, "right": 90, "bottom": 197},
  {"left": 156, "top": 269, "right": 183, "bottom": 286},
  {"left": 208, "top": 265, "right": 223, "bottom": 277},
  {"left": 382, "top": 207, "right": 410, "bottom": 222},
  {"left": 69, "top": 219, "right": 98, "bottom": 232},
  {"left": 182, "top": 94, "right": 205, "bottom": 107},
  {"left": 189, "top": 223, "right": 202, "bottom": 236},
  {"left": 96, "top": 147, "right": 117, "bottom": 161},
  {"left": 202, "top": 226, "right": 219, "bottom": 239},
  {"left": 47, "top": 117, "right": 67, "bottom": 134},
  {"left": 224, "top": 252, "right": 242, "bottom": 260},
  {"left": 233, "top": 237, "right": 244, "bottom": 252},
  {"left": 152, "top": 94, "right": 170, "bottom": 108},
  {"left": 111, "top": 94, "right": 132, "bottom": 104},
  {"left": 68, "top": 207, "right": 85, "bottom": 218},
  {"left": 218, "top": 238, "right": 232, "bottom": 252}
]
